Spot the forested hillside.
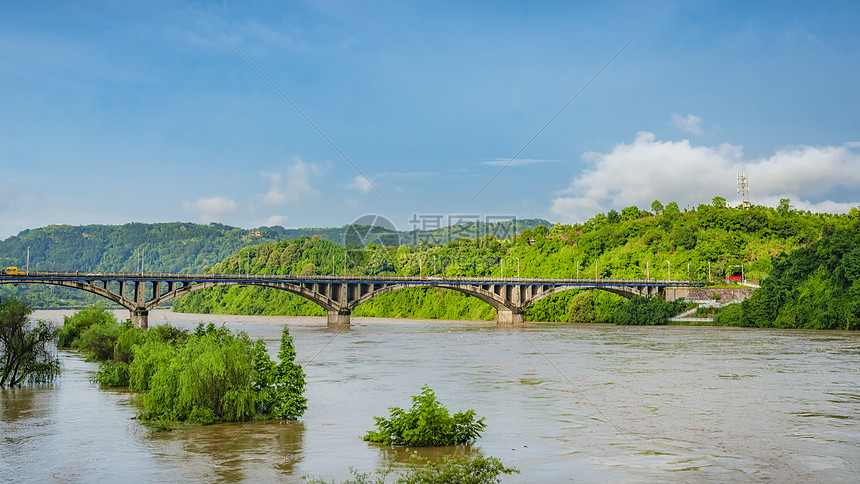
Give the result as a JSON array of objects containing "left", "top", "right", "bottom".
[
  {"left": 0, "top": 219, "right": 548, "bottom": 307},
  {"left": 717, "top": 219, "right": 860, "bottom": 330},
  {"left": 174, "top": 199, "right": 860, "bottom": 323}
]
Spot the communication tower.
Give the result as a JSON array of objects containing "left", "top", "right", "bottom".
[{"left": 737, "top": 173, "right": 750, "bottom": 209}]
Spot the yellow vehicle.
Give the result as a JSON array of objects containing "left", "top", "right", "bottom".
[{"left": 4, "top": 266, "right": 25, "bottom": 275}]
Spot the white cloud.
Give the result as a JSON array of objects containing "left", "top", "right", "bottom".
[
  {"left": 347, "top": 175, "right": 374, "bottom": 194},
  {"left": 550, "top": 131, "right": 860, "bottom": 222},
  {"left": 181, "top": 196, "right": 237, "bottom": 223},
  {"left": 670, "top": 113, "right": 703, "bottom": 134},
  {"left": 481, "top": 158, "right": 559, "bottom": 167},
  {"left": 260, "top": 159, "right": 320, "bottom": 205},
  {"left": 264, "top": 215, "right": 287, "bottom": 226}
]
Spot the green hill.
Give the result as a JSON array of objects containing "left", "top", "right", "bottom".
[
  {"left": 171, "top": 199, "right": 860, "bottom": 324},
  {"left": 0, "top": 219, "right": 550, "bottom": 308}
]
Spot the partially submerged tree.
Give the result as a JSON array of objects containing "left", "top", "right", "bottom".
[{"left": 0, "top": 298, "right": 60, "bottom": 387}]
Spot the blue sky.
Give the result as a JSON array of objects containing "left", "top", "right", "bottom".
[{"left": 2, "top": 1, "right": 859, "bottom": 239}]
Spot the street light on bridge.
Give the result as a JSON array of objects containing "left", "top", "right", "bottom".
[{"left": 666, "top": 260, "right": 671, "bottom": 280}]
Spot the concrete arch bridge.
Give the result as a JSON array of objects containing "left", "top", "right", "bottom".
[{"left": 0, "top": 272, "right": 700, "bottom": 328}]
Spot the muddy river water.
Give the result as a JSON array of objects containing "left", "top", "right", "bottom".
[{"left": 2, "top": 309, "right": 859, "bottom": 482}]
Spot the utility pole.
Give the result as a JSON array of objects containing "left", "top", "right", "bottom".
[
  {"left": 708, "top": 261, "right": 711, "bottom": 283},
  {"left": 516, "top": 257, "right": 520, "bottom": 278},
  {"left": 646, "top": 261, "right": 650, "bottom": 279},
  {"left": 26, "top": 246, "right": 30, "bottom": 274},
  {"left": 666, "top": 260, "right": 671, "bottom": 280}
]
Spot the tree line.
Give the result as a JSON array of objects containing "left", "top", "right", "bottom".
[{"left": 172, "top": 199, "right": 860, "bottom": 326}]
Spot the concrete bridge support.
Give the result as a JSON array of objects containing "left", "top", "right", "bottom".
[
  {"left": 131, "top": 309, "right": 149, "bottom": 330},
  {"left": 327, "top": 309, "right": 351, "bottom": 326},
  {"left": 497, "top": 309, "right": 524, "bottom": 325}
]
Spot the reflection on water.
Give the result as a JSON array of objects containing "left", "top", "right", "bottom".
[{"left": 1, "top": 310, "right": 859, "bottom": 483}]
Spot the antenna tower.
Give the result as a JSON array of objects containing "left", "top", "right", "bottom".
[{"left": 737, "top": 173, "right": 750, "bottom": 209}]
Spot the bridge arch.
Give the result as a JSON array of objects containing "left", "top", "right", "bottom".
[
  {"left": 144, "top": 281, "right": 341, "bottom": 313},
  {"left": 346, "top": 283, "right": 517, "bottom": 313},
  {"left": 0, "top": 279, "right": 135, "bottom": 311},
  {"left": 523, "top": 284, "right": 651, "bottom": 310}
]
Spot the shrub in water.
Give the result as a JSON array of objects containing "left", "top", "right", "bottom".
[
  {"left": 57, "top": 304, "right": 116, "bottom": 348},
  {"left": 364, "top": 386, "right": 486, "bottom": 446},
  {"left": 139, "top": 324, "right": 306, "bottom": 424}
]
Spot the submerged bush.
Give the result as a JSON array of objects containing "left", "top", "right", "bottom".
[
  {"left": 57, "top": 304, "right": 117, "bottom": 348},
  {"left": 140, "top": 324, "right": 306, "bottom": 425},
  {"left": 364, "top": 386, "right": 486, "bottom": 447},
  {"left": 95, "top": 360, "right": 130, "bottom": 387}
]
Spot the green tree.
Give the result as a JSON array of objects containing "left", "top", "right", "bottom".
[
  {"left": 712, "top": 196, "right": 727, "bottom": 209},
  {"left": 251, "top": 326, "right": 307, "bottom": 419},
  {"left": 57, "top": 304, "right": 117, "bottom": 348},
  {"left": 651, "top": 200, "right": 664, "bottom": 215},
  {"left": 142, "top": 325, "right": 262, "bottom": 424},
  {"left": 567, "top": 291, "right": 598, "bottom": 323},
  {"left": 0, "top": 298, "right": 61, "bottom": 387},
  {"left": 778, "top": 198, "right": 791, "bottom": 214},
  {"left": 664, "top": 201, "right": 681, "bottom": 218}
]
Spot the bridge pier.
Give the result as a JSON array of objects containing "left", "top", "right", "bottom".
[
  {"left": 327, "top": 309, "right": 351, "bottom": 326},
  {"left": 496, "top": 309, "right": 524, "bottom": 325},
  {"left": 131, "top": 309, "right": 149, "bottom": 330}
]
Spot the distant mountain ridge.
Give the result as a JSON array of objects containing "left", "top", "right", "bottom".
[{"left": 0, "top": 218, "right": 552, "bottom": 273}]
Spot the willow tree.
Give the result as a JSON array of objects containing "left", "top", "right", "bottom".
[{"left": 0, "top": 298, "right": 61, "bottom": 387}]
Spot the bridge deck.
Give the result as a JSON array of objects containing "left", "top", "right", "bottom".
[
  {"left": 0, "top": 271, "right": 706, "bottom": 328},
  {"left": 0, "top": 271, "right": 702, "bottom": 287}
]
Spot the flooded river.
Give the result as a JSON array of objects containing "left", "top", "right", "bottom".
[{"left": 2, "top": 310, "right": 859, "bottom": 482}]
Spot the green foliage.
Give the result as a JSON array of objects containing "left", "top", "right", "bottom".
[
  {"left": 302, "top": 455, "right": 518, "bottom": 484},
  {"left": 610, "top": 296, "right": 689, "bottom": 325},
  {"left": 78, "top": 319, "right": 125, "bottom": 362},
  {"left": 128, "top": 338, "right": 177, "bottom": 392},
  {"left": 364, "top": 386, "right": 486, "bottom": 446},
  {"left": 738, "top": 222, "right": 860, "bottom": 329},
  {"left": 713, "top": 303, "right": 747, "bottom": 326},
  {"left": 0, "top": 298, "right": 61, "bottom": 387},
  {"left": 57, "top": 304, "right": 116, "bottom": 348},
  {"left": 166, "top": 201, "right": 858, "bottom": 324},
  {"left": 251, "top": 327, "right": 307, "bottom": 419},
  {"left": 94, "top": 360, "right": 130, "bottom": 387},
  {"left": 0, "top": 219, "right": 549, "bottom": 307},
  {"left": 138, "top": 323, "right": 306, "bottom": 424},
  {"left": 567, "top": 291, "right": 600, "bottom": 323},
  {"left": 142, "top": 325, "right": 262, "bottom": 424},
  {"left": 397, "top": 455, "right": 519, "bottom": 484}
]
